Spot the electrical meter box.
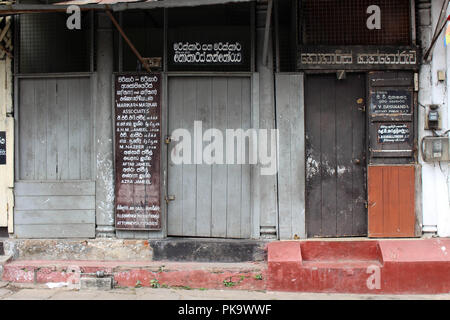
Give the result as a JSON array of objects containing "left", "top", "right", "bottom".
[{"left": 422, "top": 136, "right": 450, "bottom": 162}]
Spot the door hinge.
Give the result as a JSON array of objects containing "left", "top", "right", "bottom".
[
  {"left": 165, "top": 195, "right": 175, "bottom": 204},
  {"left": 414, "top": 73, "right": 419, "bottom": 92},
  {"left": 365, "top": 201, "right": 368, "bottom": 209}
]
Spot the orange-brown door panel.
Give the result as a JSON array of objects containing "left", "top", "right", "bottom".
[{"left": 368, "top": 165, "right": 416, "bottom": 237}]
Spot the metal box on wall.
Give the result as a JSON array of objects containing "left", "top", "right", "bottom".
[{"left": 422, "top": 136, "right": 450, "bottom": 162}]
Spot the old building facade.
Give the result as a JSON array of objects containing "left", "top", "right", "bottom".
[{"left": 0, "top": 0, "right": 449, "bottom": 242}]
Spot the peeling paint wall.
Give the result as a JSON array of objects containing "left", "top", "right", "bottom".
[
  {"left": 418, "top": 0, "right": 450, "bottom": 237},
  {"left": 0, "top": 16, "right": 14, "bottom": 233}
]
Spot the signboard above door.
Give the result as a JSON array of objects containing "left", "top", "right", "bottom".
[
  {"left": 168, "top": 26, "right": 251, "bottom": 72},
  {"left": 297, "top": 46, "right": 420, "bottom": 70}
]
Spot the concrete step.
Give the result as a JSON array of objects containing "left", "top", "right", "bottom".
[
  {"left": 1, "top": 260, "right": 267, "bottom": 291},
  {"left": 267, "top": 239, "right": 450, "bottom": 294},
  {"left": 0, "top": 255, "right": 11, "bottom": 265},
  {"left": 149, "top": 238, "right": 268, "bottom": 262}
]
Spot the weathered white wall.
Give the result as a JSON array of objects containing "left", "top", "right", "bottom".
[
  {"left": 0, "top": 16, "right": 14, "bottom": 233},
  {"left": 418, "top": 0, "right": 450, "bottom": 237}
]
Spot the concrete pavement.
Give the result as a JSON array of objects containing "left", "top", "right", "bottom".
[{"left": 0, "top": 281, "right": 449, "bottom": 300}]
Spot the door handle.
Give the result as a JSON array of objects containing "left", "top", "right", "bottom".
[{"left": 353, "top": 159, "right": 361, "bottom": 165}]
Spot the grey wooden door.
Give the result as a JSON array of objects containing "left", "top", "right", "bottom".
[
  {"left": 305, "top": 73, "right": 367, "bottom": 237},
  {"left": 167, "top": 77, "right": 252, "bottom": 238},
  {"left": 15, "top": 76, "right": 95, "bottom": 238}
]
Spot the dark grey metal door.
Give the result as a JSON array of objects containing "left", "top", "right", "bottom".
[{"left": 305, "top": 73, "right": 367, "bottom": 237}]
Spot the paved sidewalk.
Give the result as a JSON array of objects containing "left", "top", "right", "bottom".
[{"left": 0, "top": 281, "right": 449, "bottom": 300}]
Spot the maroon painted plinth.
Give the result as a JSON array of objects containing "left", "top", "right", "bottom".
[
  {"left": 2, "top": 260, "right": 266, "bottom": 291},
  {"left": 3, "top": 239, "right": 450, "bottom": 294},
  {"left": 267, "top": 239, "right": 450, "bottom": 294}
]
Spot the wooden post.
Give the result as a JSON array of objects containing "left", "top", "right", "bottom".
[{"left": 95, "top": 12, "right": 115, "bottom": 238}]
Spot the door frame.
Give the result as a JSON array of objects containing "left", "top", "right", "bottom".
[
  {"left": 163, "top": 72, "right": 261, "bottom": 239},
  {"left": 303, "top": 71, "right": 369, "bottom": 238}
]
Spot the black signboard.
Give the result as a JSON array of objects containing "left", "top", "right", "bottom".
[
  {"left": 377, "top": 123, "right": 410, "bottom": 143},
  {"left": 172, "top": 41, "right": 243, "bottom": 65},
  {"left": 370, "top": 89, "right": 412, "bottom": 114},
  {"left": 168, "top": 26, "right": 251, "bottom": 72},
  {"left": 297, "top": 46, "right": 419, "bottom": 70},
  {"left": 114, "top": 73, "right": 161, "bottom": 230},
  {"left": 368, "top": 72, "right": 415, "bottom": 162},
  {"left": 0, "top": 132, "right": 5, "bottom": 165}
]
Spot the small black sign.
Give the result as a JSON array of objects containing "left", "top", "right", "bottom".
[
  {"left": 0, "top": 131, "right": 5, "bottom": 165},
  {"left": 370, "top": 89, "right": 412, "bottom": 114},
  {"left": 377, "top": 123, "right": 410, "bottom": 143}
]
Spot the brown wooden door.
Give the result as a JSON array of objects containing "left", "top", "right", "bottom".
[
  {"left": 368, "top": 165, "right": 416, "bottom": 237},
  {"left": 305, "top": 73, "right": 367, "bottom": 237}
]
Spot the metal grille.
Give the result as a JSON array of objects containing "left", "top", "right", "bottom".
[
  {"left": 167, "top": 3, "right": 252, "bottom": 72},
  {"left": 121, "top": 10, "right": 164, "bottom": 72},
  {"left": 19, "top": 13, "right": 91, "bottom": 73},
  {"left": 300, "top": 0, "right": 411, "bottom": 45}
]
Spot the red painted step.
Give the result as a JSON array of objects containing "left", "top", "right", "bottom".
[
  {"left": 267, "top": 239, "right": 450, "bottom": 294},
  {"left": 3, "top": 239, "right": 450, "bottom": 294},
  {"left": 1, "top": 260, "right": 266, "bottom": 291}
]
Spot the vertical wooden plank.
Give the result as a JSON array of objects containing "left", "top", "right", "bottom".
[
  {"left": 46, "top": 79, "right": 58, "bottom": 180},
  {"left": 334, "top": 76, "right": 353, "bottom": 236},
  {"left": 320, "top": 75, "right": 337, "bottom": 237},
  {"left": 385, "top": 167, "right": 399, "bottom": 235},
  {"left": 226, "top": 78, "right": 243, "bottom": 238},
  {"left": 181, "top": 78, "right": 197, "bottom": 236},
  {"left": 195, "top": 77, "right": 212, "bottom": 237},
  {"left": 398, "top": 166, "right": 415, "bottom": 236},
  {"left": 277, "top": 74, "right": 306, "bottom": 239},
  {"left": 68, "top": 78, "right": 82, "bottom": 180},
  {"left": 211, "top": 77, "right": 228, "bottom": 238},
  {"left": 276, "top": 74, "right": 293, "bottom": 239},
  {"left": 6, "top": 117, "right": 14, "bottom": 231},
  {"left": 240, "top": 78, "right": 251, "bottom": 238},
  {"left": 368, "top": 166, "right": 384, "bottom": 236},
  {"left": 19, "top": 79, "right": 35, "bottom": 180},
  {"left": 55, "top": 79, "right": 69, "bottom": 180},
  {"left": 33, "top": 79, "right": 47, "bottom": 180},
  {"left": 305, "top": 75, "right": 323, "bottom": 237},
  {"left": 352, "top": 74, "right": 367, "bottom": 236},
  {"left": 80, "top": 77, "right": 92, "bottom": 179},
  {"left": 291, "top": 74, "right": 306, "bottom": 239},
  {"left": 167, "top": 78, "right": 184, "bottom": 236},
  {"left": 251, "top": 73, "right": 260, "bottom": 239}
]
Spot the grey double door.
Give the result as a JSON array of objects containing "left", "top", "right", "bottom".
[
  {"left": 305, "top": 73, "right": 367, "bottom": 238},
  {"left": 167, "top": 76, "right": 252, "bottom": 238}
]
